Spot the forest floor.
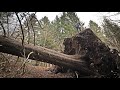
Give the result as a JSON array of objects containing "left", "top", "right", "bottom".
[
  {"left": 18, "top": 64, "right": 74, "bottom": 78},
  {"left": 0, "top": 57, "right": 74, "bottom": 78}
]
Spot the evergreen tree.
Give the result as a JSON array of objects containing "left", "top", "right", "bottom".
[
  {"left": 89, "top": 20, "right": 111, "bottom": 47},
  {"left": 102, "top": 18, "right": 120, "bottom": 51}
]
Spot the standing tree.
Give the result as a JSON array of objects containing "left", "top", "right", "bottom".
[
  {"left": 89, "top": 20, "right": 107, "bottom": 43},
  {"left": 102, "top": 18, "right": 120, "bottom": 51},
  {"left": 0, "top": 12, "right": 14, "bottom": 37}
]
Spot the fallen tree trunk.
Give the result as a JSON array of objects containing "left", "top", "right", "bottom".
[
  {"left": 0, "top": 28, "right": 120, "bottom": 78},
  {"left": 0, "top": 35, "right": 94, "bottom": 75}
]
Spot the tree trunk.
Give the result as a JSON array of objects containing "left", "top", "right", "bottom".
[
  {"left": 0, "top": 35, "right": 94, "bottom": 75},
  {"left": 0, "top": 28, "right": 119, "bottom": 77}
]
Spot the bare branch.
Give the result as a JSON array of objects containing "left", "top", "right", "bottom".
[
  {"left": 0, "top": 20, "right": 6, "bottom": 36},
  {"left": 11, "top": 13, "right": 25, "bottom": 37},
  {"left": 23, "top": 13, "right": 30, "bottom": 44},
  {"left": 28, "top": 12, "right": 36, "bottom": 46},
  {"left": 27, "top": 12, "right": 43, "bottom": 29},
  {"left": 15, "top": 12, "right": 24, "bottom": 45},
  {"left": 30, "top": 20, "right": 36, "bottom": 46},
  {"left": 10, "top": 22, "right": 18, "bottom": 37},
  {"left": 6, "top": 12, "right": 9, "bottom": 37}
]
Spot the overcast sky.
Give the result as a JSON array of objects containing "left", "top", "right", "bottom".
[{"left": 36, "top": 12, "right": 119, "bottom": 27}]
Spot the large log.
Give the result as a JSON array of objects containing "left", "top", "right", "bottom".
[
  {"left": 0, "top": 35, "right": 94, "bottom": 75},
  {"left": 1, "top": 28, "right": 119, "bottom": 78}
]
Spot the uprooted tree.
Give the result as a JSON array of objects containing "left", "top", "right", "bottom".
[{"left": 0, "top": 28, "right": 120, "bottom": 78}]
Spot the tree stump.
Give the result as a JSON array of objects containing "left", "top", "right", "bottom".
[{"left": 53, "top": 28, "right": 120, "bottom": 78}]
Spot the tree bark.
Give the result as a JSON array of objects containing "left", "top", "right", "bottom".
[{"left": 0, "top": 35, "right": 94, "bottom": 75}]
